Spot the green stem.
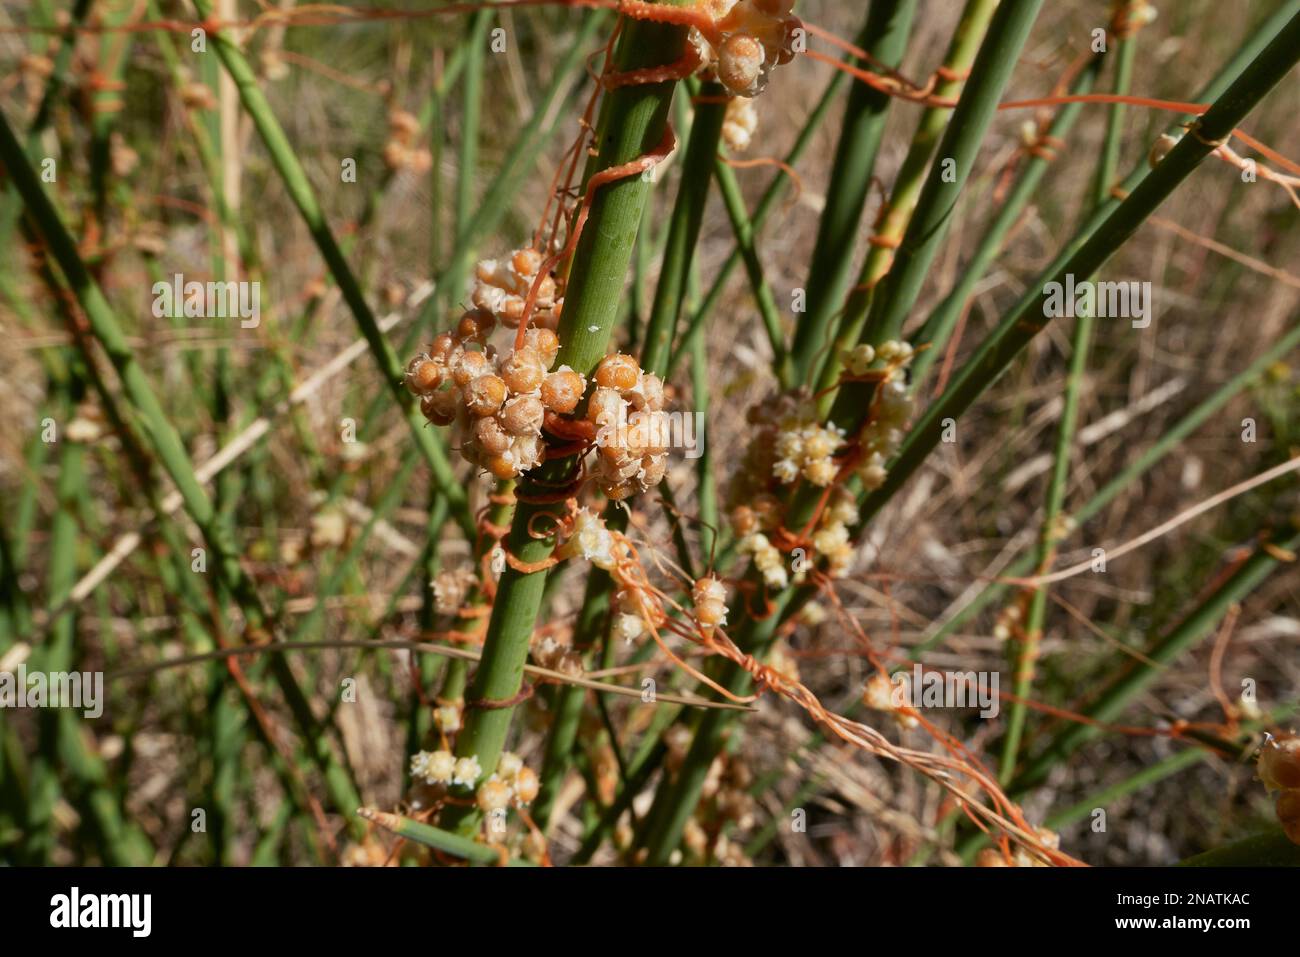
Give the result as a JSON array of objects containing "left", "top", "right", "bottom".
[
  {"left": 189, "top": 0, "right": 475, "bottom": 539},
  {"left": 638, "top": 80, "right": 726, "bottom": 375},
  {"left": 856, "top": 10, "right": 1300, "bottom": 532},
  {"left": 438, "top": 2, "right": 691, "bottom": 834},
  {"left": 812, "top": 0, "right": 1001, "bottom": 394},
  {"left": 787, "top": 0, "right": 917, "bottom": 382}
]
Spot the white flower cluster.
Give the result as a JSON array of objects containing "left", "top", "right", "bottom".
[
  {"left": 613, "top": 585, "right": 665, "bottom": 645},
  {"left": 433, "top": 702, "right": 462, "bottom": 735},
  {"left": 474, "top": 752, "right": 540, "bottom": 813},
  {"left": 844, "top": 340, "right": 916, "bottom": 491},
  {"left": 721, "top": 96, "right": 758, "bottom": 152},
  {"left": 555, "top": 507, "right": 624, "bottom": 571},
  {"left": 587, "top": 353, "right": 671, "bottom": 501},
  {"left": 810, "top": 486, "right": 858, "bottom": 578},
  {"left": 739, "top": 531, "right": 787, "bottom": 590},
  {"left": 410, "top": 750, "right": 481, "bottom": 787},
  {"left": 691, "top": 0, "right": 801, "bottom": 98},
  {"left": 472, "top": 247, "right": 562, "bottom": 330},
  {"left": 773, "top": 416, "right": 846, "bottom": 487},
  {"left": 406, "top": 321, "right": 586, "bottom": 480}
]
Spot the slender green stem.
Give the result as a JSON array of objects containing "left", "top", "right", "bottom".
[
  {"left": 812, "top": 0, "right": 1001, "bottom": 394},
  {"left": 787, "top": 0, "right": 917, "bottom": 382},
  {"left": 1011, "top": 527, "right": 1300, "bottom": 794},
  {"left": 856, "top": 11, "right": 1300, "bottom": 532},
  {"left": 638, "top": 80, "right": 726, "bottom": 375},
  {"left": 189, "top": 0, "right": 475, "bottom": 539}
]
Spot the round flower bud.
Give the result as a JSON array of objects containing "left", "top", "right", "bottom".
[
  {"left": 695, "top": 598, "right": 727, "bottom": 627},
  {"left": 476, "top": 777, "right": 512, "bottom": 813},
  {"left": 541, "top": 368, "right": 585, "bottom": 414},
  {"left": 595, "top": 353, "right": 640, "bottom": 391},
  {"left": 473, "top": 416, "right": 512, "bottom": 456},
  {"left": 513, "top": 766, "right": 540, "bottom": 805},
  {"left": 640, "top": 373, "right": 666, "bottom": 411},
  {"left": 500, "top": 394, "right": 544, "bottom": 436},
  {"left": 464, "top": 374, "right": 507, "bottom": 417},
  {"left": 587, "top": 387, "right": 624, "bottom": 430},
  {"left": 405, "top": 354, "right": 442, "bottom": 395},
  {"left": 429, "top": 332, "right": 457, "bottom": 364},
  {"left": 527, "top": 328, "right": 560, "bottom": 367},
  {"left": 717, "top": 34, "right": 764, "bottom": 95},
  {"left": 731, "top": 505, "right": 757, "bottom": 536},
  {"left": 452, "top": 349, "right": 491, "bottom": 387},
  {"left": 484, "top": 453, "right": 519, "bottom": 480},
  {"left": 457, "top": 309, "right": 496, "bottom": 343},
  {"left": 638, "top": 454, "right": 667, "bottom": 489},
  {"left": 420, "top": 389, "right": 458, "bottom": 426},
  {"left": 512, "top": 247, "right": 543, "bottom": 276},
  {"left": 501, "top": 349, "right": 546, "bottom": 394}
]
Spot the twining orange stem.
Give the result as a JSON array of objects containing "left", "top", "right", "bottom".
[
  {"left": 999, "top": 93, "right": 1209, "bottom": 114},
  {"left": 514, "top": 124, "right": 677, "bottom": 351}
]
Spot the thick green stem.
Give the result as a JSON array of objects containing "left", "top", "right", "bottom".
[{"left": 438, "top": 3, "right": 691, "bottom": 834}]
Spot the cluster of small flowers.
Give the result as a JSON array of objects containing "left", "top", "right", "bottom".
[
  {"left": 383, "top": 109, "right": 433, "bottom": 173},
  {"left": 433, "top": 701, "right": 462, "bottom": 735},
  {"left": 471, "top": 247, "right": 562, "bottom": 330},
  {"left": 756, "top": 394, "right": 843, "bottom": 487},
  {"left": 410, "top": 750, "right": 482, "bottom": 788},
  {"left": 532, "top": 634, "right": 584, "bottom": 679},
  {"left": 809, "top": 486, "right": 858, "bottom": 578},
  {"left": 692, "top": 0, "right": 801, "bottom": 98},
  {"left": 406, "top": 319, "right": 586, "bottom": 479},
  {"left": 1259, "top": 735, "right": 1300, "bottom": 845},
  {"left": 474, "top": 752, "right": 541, "bottom": 813},
  {"left": 738, "top": 530, "right": 788, "bottom": 590},
  {"left": 432, "top": 566, "right": 479, "bottom": 616},
  {"left": 861, "top": 672, "right": 918, "bottom": 730},
  {"left": 730, "top": 497, "right": 788, "bottom": 590},
  {"left": 844, "top": 340, "right": 916, "bottom": 490},
  {"left": 774, "top": 420, "right": 845, "bottom": 487},
  {"left": 692, "top": 576, "right": 728, "bottom": 628},
  {"left": 587, "top": 353, "right": 671, "bottom": 500},
  {"left": 555, "top": 507, "right": 625, "bottom": 571},
  {"left": 721, "top": 96, "right": 758, "bottom": 151},
  {"left": 613, "top": 585, "right": 665, "bottom": 645}
]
